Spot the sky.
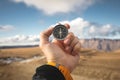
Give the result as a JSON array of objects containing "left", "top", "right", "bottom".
[{"left": 0, "top": 0, "right": 120, "bottom": 46}]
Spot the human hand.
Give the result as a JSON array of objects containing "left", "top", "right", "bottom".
[{"left": 39, "top": 24, "right": 81, "bottom": 72}]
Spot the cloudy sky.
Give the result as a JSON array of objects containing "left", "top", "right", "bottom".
[{"left": 0, "top": 0, "right": 120, "bottom": 46}]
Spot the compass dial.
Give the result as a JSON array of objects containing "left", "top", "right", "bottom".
[{"left": 53, "top": 24, "right": 68, "bottom": 40}]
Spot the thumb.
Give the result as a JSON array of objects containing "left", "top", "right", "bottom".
[{"left": 40, "top": 27, "right": 54, "bottom": 45}]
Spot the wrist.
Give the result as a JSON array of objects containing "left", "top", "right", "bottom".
[
  {"left": 47, "top": 58, "right": 73, "bottom": 72},
  {"left": 47, "top": 62, "right": 73, "bottom": 80}
]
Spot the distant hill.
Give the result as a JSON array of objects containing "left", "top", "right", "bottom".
[
  {"left": 80, "top": 38, "right": 120, "bottom": 51},
  {"left": 0, "top": 45, "right": 38, "bottom": 49}
]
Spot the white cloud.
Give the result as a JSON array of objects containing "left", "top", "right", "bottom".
[
  {"left": 59, "top": 18, "right": 90, "bottom": 36},
  {"left": 12, "top": 0, "right": 95, "bottom": 15},
  {"left": 9, "top": 35, "right": 39, "bottom": 42},
  {"left": 59, "top": 17, "right": 120, "bottom": 39},
  {"left": 0, "top": 35, "right": 39, "bottom": 46},
  {"left": 0, "top": 25, "right": 14, "bottom": 31}
]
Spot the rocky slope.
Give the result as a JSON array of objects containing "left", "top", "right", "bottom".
[{"left": 80, "top": 38, "right": 120, "bottom": 51}]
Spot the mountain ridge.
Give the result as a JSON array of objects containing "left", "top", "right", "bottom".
[
  {"left": 80, "top": 38, "right": 120, "bottom": 51},
  {"left": 0, "top": 38, "right": 120, "bottom": 51}
]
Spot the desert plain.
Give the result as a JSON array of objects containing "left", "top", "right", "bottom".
[{"left": 0, "top": 47, "right": 120, "bottom": 80}]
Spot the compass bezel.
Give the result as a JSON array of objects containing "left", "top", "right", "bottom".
[{"left": 52, "top": 24, "right": 68, "bottom": 40}]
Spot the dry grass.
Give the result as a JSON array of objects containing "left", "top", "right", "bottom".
[
  {"left": 0, "top": 47, "right": 43, "bottom": 58},
  {"left": 0, "top": 47, "right": 46, "bottom": 80},
  {"left": 72, "top": 48, "right": 120, "bottom": 80},
  {"left": 0, "top": 47, "right": 120, "bottom": 80}
]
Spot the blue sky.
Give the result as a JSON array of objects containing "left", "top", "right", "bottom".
[{"left": 0, "top": 0, "right": 120, "bottom": 46}]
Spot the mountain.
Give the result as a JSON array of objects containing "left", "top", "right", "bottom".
[
  {"left": 80, "top": 38, "right": 120, "bottom": 51},
  {"left": 0, "top": 38, "right": 120, "bottom": 51}
]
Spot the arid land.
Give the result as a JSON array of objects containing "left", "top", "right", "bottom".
[{"left": 0, "top": 47, "right": 120, "bottom": 80}]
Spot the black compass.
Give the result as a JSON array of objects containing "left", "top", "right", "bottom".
[{"left": 53, "top": 24, "right": 68, "bottom": 40}]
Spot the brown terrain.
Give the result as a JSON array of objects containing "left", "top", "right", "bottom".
[{"left": 0, "top": 47, "right": 120, "bottom": 80}]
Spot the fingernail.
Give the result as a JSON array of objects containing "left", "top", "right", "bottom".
[{"left": 64, "top": 24, "right": 70, "bottom": 29}]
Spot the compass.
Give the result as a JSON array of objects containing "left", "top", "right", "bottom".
[{"left": 53, "top": 24, "right": 68, "bottom": 40}]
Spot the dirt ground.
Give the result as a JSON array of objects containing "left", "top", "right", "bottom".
[{"left": 0, "top": 47, "right": 120, "bottom": 80}]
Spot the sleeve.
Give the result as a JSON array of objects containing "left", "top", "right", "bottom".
[{"left": 32, "top": 65, "right": 65, "bottom": 80}]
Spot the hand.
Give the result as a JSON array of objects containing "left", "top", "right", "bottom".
[{"left": 39, "top": 24, "right": 81, "bottom": 72}]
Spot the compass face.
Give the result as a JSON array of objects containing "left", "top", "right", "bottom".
[{"left": 53, "top": 24, "right": 68, "bottom": 40}]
